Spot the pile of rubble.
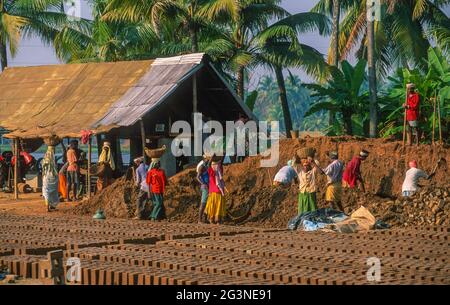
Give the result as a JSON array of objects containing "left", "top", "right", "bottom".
[{"left": 372, "top": 187, "right": 449, "bottom": 227}]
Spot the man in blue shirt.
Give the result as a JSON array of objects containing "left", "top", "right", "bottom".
[
  {"left": 134, "top": 157, "right": 149, "bottom": 220},
  {"left": 196, "top": 156, "right": 210, "bottom": 223}
]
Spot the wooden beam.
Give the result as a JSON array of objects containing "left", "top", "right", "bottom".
[
  {"left": 87, "top": 137, "right": 92, "bottom": 198},
  {"left": 14, "top": 138, "right": 19, "bottom": 199},
  {"left": 140, "top": 119, "right": 147, "bottom": 164},
  {"left": 193, "top": 74, "right": 198, "bottom": 113}
]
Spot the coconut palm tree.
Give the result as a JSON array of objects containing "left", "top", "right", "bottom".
[
  {"left": 0, "top": 0, "right": 90, "bottom": 70},
  {"left": 199, "top": 0, "right": 288, "bottom": 99},
  {"left": 313, "top": 0, "right": 450, "bottom": 137},
  {"left": 102, "top": 0, "right": 215, "bottom": 54},
  {"left": 255, "top": 12, "right": 330, "bottom": 136}
]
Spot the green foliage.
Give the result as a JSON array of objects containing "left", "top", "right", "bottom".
[
  {"left": 304, "top": 59, "right": 369, "bottom": 136},
  {"left": 379, "top": 47, "right": 450, "bottom": 141},
  {"left": 253, "top": 74, "right": 327, "bottom": 133}
]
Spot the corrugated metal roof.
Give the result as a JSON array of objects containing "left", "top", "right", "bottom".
[{"left": 94, "top": 62, "right": 202, "bottom": 127}]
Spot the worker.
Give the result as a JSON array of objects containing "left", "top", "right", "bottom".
[
  {"left": 313, "top": 151, "right": 344, "bottom": 211},
  {"left": 196, "top": 155, "right": 210, "bottom": 223},
  {"left": 342, "top": 150, "right": 369, "bottom": 192},
  {"left": 297, "top": 156, "right": 320, "bottom": 215},
  {"left": 402, "top": 160, "right": 435, "bottom": 197},
  {"left": 66, "top": 140, "right": 79, "bottom": 201},
  {"left": 0, "top": 153, "right": 5, "bottom": 191},
  {"left": 146, "top": 158, "right": 167, "bottom": 221},
  {"left": 403, "top": 83, "right": 420, "bottom": 145},
  {"left": 134, "top": 157, "right": 149, "bottom": 220},
  {"left": 273, "top": 159, "right": 298, "bottom": 187},
  {"left": 204, "top": 158, "right": 226, "bottom": 224},
  {"left": 96, "top": 141, "right": 115, "bottom": 192},
  {"left": 41, "top": 145, "right": 59, "bottom": 211}
]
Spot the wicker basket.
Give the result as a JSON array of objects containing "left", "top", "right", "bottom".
[
  {"left": 296, "top": 147, "right": 316, "bottom": 160},
  {"left": 144, "top": 145, "right": 166, "bottom": 158},
  {"left": 43, "top": 135, "right": 61, "bottom": 146}
]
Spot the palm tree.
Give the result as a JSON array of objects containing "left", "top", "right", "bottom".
[
  {"left": 200, "top": 0, "right": 288, "bottom": 99},
  {"left": 255, "top": 12, "right": 330, "bottom": 136},
  {"left": 313, "top": 0, "right": 450, "bottom": 137},
  {"left": 0, "top": 0, "right": 90, "bottom": 70},
  {"left": 304, "top": 59, "right": 369, "bottom": 135},
  {"left": 102, "top": 0, "right": 214, "bottom": 54}
]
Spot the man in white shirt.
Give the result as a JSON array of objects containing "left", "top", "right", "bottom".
[
  {"left": 402, "top": 160, "right": 434, "bottom": 197},
  {"left": 273, "top": 159, "right": 299, "bottom": 187}
]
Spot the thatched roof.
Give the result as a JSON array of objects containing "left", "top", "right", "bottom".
[{"left": 0, "top": 53, "right": 253, "bottom": 140}]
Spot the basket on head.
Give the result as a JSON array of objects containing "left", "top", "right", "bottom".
[
  {"left": 144, "top": 145, "right": 167, "bottom": 159},
  {"left": 43, "top": 135, "right": 61, "bottom": 146},
  {"left": 296, "top": 147, "right": 316, "bottom": 160}
]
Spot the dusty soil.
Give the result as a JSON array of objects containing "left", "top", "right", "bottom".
[{"left": 66, "top": 136, "right": 450, "bottom": 228}]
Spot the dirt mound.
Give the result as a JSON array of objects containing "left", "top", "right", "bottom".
[
  {"left": 67, "top": 136, "right": 450, "bottom": 227},
  {"left": 66, "top": 175, "right": 138, "bottom": 218}
]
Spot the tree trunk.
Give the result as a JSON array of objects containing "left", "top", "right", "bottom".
[
  {"left": 329, "top": 0, "right": 340, "bottom": 127},
  {"left": 236, "top": 66, "right": 245, "bottom": 100},
  {"left": 331, "top": 0, "right": 340, "bottom": 66},
  {"left": 0, "top": 40, "right": 7, "bottom": 71},
  {"left": 343, "top": 113, "right": 353, "bottom": 136},
  {"left": 189, "top": 27, "right": 198, "bottom": 53},
  {"left": 275, "top": 65, "right": 293, "bottom": 138},
  {"left": 367, "top": 19, "right": 378, "bottom": 138}
]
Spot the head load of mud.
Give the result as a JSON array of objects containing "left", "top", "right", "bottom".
[{"left": 66, "top": 136, "right": 450, "bottom": 228}]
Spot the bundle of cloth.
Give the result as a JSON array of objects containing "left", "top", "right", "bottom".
[{"left": 288, "top": 206, "right": 389, "bottom": 233}]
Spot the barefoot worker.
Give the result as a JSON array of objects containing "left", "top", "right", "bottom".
[
  {"left": 66, "top": 140, "right": 79, "bottom": 201},
  {"left": 41, "top": 145, "right": 59, "bottom": 212},
  {"left": 134, "top": 157, "right": 149, "bottom": 220},
  {"left": 146, "top": 159, "right": 167, "bottom": 221},
  {"left": 273, "top": 159, "right": 298, "bottom": 187},
  {"left": 313, "top": 151, "right": 344, "bottom": 211},
  {"left": 342, "top": 150, "right": 369, "bottom": 192},
  {"left": 297, "top": 156, "right": 320, "bottom": 215},
  {"left": 96, "top": 141, "right": 115, "bottom": 192},
  {"left": 204, "top": 158, "right": 226, "bottom": 224},
  {"left": 402, "top": 160, "right": 435, "bottom": 197},
  {"left": 196, "top": 155, "right": 210, "bottom": 223}
]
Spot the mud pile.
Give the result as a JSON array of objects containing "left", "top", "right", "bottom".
[{"left": 68, "top": 136, "right": 450, "bottom": 228}]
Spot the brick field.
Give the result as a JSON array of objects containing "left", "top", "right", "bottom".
[{"left": 0, "top": 213, "right": 448, "bottom": 285}]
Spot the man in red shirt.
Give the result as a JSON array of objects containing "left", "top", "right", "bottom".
[
  {"left": 146, "top": 159, "right": 167, "bottom": 221},
  {"left": 342, "top": 150, "right": 369, "bottom": 192},
  {"left": 403, "top": 83, "right": 420, "bottom": 145}
]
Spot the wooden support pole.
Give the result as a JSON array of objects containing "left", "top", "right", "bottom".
[
  {"left": 13, "top": 138, "right": 19, "bottom": 199},
  {"left": 402, "top": 86, "right": 408, "bottom": 148},
  {"left": 437, "top": 95, "right": 442, "bottom": 144},
  {"left": 87, "top": 137, "right": 92, "bottom": 198},
  {"left": 432, "top": 97, "right": 436, "bottom": 145},
  {"left": 140, "top": 119, "right": 147, "bottom": 164},
  {"left": 193, "top": 74, "right": 198, "bottom": 114}
]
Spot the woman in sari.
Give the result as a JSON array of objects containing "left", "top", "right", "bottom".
[
  {"left": 96, "top": 141, "right": 115, "bottom": 192},
  {"left": 41, "top": 146, "right": 59, "bottom": 212},
  {"left": 204, "top": 160, "right": 226, "bottom": 224}
]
